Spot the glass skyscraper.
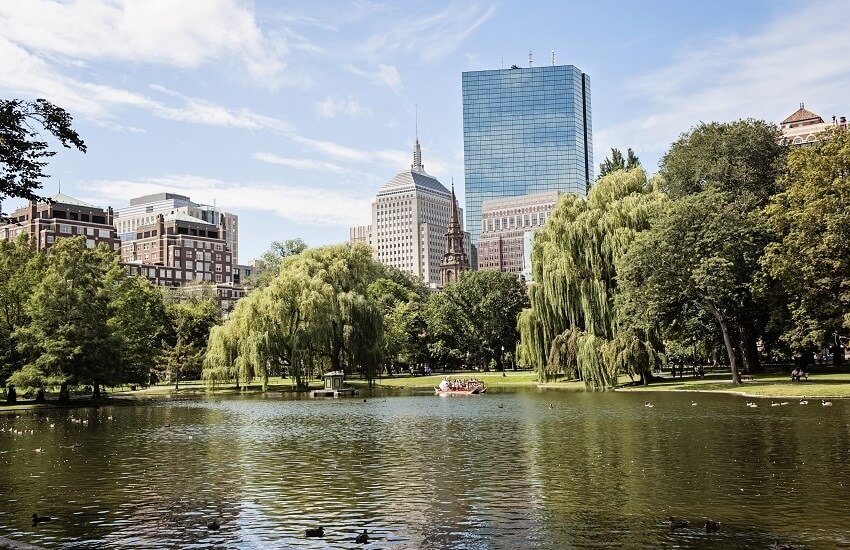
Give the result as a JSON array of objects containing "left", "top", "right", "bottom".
[{"left": 462, "top": 64, "right": 592, "bottom": 246}]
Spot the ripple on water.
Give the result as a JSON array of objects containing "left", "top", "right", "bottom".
[{"left": 0, "top": 391, "right": 848, "bottom": 548}]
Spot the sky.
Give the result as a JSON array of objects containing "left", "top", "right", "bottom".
[{"left": 2, "top": 0, "right": 849, "bottom": 263}]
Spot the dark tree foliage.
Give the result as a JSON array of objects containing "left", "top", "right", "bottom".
[
  {"left": 660, "top": 119, "right": 785, "bottom": 205},
  {"left": 1, "top": 99, "right": 86, "bottom": 214},
  {"left": 598, "top": 147, "right": 640, "bottom": 179}
]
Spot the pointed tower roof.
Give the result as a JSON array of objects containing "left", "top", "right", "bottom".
[
  {"left": 412, "top": 138, "right": 425, "bottom": 173},
  {"left": 379, "top": 138, "right": 449, "bottom": 196},
  {"left": 448, "top": 178, "right": 461, "bottom": 231},
  {"left": 782, "top": 103, "right": 824, "bottom": 125}
]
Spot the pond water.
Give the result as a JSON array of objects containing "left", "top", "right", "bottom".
[{"left": 0, "top": 390, "right": 849, "bottom": 549}]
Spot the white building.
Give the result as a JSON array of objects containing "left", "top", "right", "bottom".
[
  {"left": 114, "top": 193, "right": 239, "bottom": 264},
  {"left": 780, "top": 103, "right": 847, "bottom": 146},
  {"left": 353, "top": 139, "right": 469, "bottom": 286}
]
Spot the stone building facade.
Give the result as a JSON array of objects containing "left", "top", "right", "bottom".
[
  {"left": 476, "top": 191, "right": 559, "bottom": 276},
  {"left": 440, "top": 184, "right": 471, "bottom": 286},
  {"left": 352, "top": 139, "right": 470, "bottom": 287}
]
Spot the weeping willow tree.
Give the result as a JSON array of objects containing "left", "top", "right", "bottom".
[
  {"left": 517, "top": 168, "right": 664, "bottom": 389},
  {"left": 203, "top": 243, "right": 387, "bottom": 390}
]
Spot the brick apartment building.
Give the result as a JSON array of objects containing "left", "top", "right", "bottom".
[
  {"left": 0, "top": 194, "right": 120, "bottom": 251},
  {"left": 120, "top": 212, "right": 234, "bottom": 286}
]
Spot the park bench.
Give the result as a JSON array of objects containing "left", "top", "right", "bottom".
[{"left": 741, "top": 374, "right": 754, "bottom": 382}]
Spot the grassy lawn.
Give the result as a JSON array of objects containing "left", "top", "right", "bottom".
[
  {"left": 6, "top": 370, "right": 848, "bottom": 411},
  {"left": 349, "top": 370, "right": 542, "bottom": 390},
  {"left": 616, "top": 371, "right": 850, "bottom": 398}
]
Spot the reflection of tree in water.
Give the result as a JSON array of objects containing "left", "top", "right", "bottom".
[{"left": 2, "top": 395, "right": 850, "bottom": 548}]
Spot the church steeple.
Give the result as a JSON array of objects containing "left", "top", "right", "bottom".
[{"left": 440, "top": 177, "right": 470, "bottom": 287}]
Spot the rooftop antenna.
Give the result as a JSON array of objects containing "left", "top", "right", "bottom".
[
  {"left": 529, "top": 50, "right": 533, "bottom": 67},
  {"left": 415, "top": 103, "right": 418, "bottom": 141},
  {"left": 58, "top": 178, "right": 61, "bottom": 194},
  {"left": 501, "top": 57, "right": 503, "bottom": 69},
  {"left": 552, "top": 50, "right": 555, "bottom": 66}
]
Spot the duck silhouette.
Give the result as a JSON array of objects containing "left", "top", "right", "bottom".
[
  {"left": 773, "top": 541, "right": 797, "bottom": 550},
  {"left": 704, "top": 520, "right": 719, "bottom": 532},
  {"left": 207, "top": 519, "right": 220, "bottom": 530},
  {"left": 667, "top": 517, "right": 689, "bottom": 529},
  {"left": 822, "top": 400, "right": 833, "bottom": 407},
  {"left": 31, "top": 513, "right": 51, "bottom": 526},
  {"left": 355, "top": 529, "right": 369, "bottom": 544},
  {"left": 305, "top": 526, "right": 324, "bottom": 538},
  {"left": 644, "top": 402, "right": 654, "bottom": 408}
]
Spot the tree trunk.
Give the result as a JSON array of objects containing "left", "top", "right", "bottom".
[
  {"left": 6, "top": 385, "right": 16, "bottom": 404},
  {"left": 35, "top": 388, "right": 45, "bottom": 403},
  {"left": 93, "top": 383, "right": 101, "bottom": 399},
  {"left": 740, "top": 320, "right": 761, "bottom": 373},
  {"left": 831, "top": 344, "right": 844, "bottom": 368},
  {"left": 707, "top": 302, "right": 741, "bottom": 385},
  {"left": 58, "top": 383, "right": 70, "bottom": 402}
]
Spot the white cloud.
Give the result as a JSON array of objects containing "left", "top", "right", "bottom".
[
  {"left": 361, "top": 2, "right": 497, "bottom": 62},
  {"left": 0, "top": 0, "right": 286, "bottom": 85},
  {"left": 314, "top": 96, "right": 370, "bottom": 118},
  {"left": 596, "top": 0, "right": 850, "bottom": 162},
  {"left": 83, "top": 175, "right": 371, "bottom": 226},
  {"left": 344, "top": 63, "right": 402, "bottom": 93},
  {"left": 0, "top": 36, "right": 294, "bottom": 133}
]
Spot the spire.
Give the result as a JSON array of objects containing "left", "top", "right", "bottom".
[
  {"left": 449, "top": 177, "right": 459, "bottom": 228},
  {"left": 412, "top": 107, "right": 424, "bottom": 173},
  {"left": 412, "top": 139, "right": 424, "bottom": 172}
]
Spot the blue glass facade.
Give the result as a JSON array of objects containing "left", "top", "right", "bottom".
[{"left": 462, "top": 64, "right": 592, "bottom": 245}]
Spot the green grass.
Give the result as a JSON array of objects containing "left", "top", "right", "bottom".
[
  {"left": 616, "top": 372, "right": 850, "bottom": 398},
  {"left": 349, "top": 370, "right": 542, "bottom": 390}
]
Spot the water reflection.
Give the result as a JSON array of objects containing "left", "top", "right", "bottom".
[{"left": 0, "top": 391, "right": 848, "bottom": 548}]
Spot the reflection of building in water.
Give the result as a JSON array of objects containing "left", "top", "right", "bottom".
[{"left": 779, "top": 103, "right": 847, "bottom": 146}]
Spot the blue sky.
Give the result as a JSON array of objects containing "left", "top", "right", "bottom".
[{"left": 2, "top": 0, "right": 849, "bottom": 263}]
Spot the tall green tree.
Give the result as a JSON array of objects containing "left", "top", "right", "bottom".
[
  {"left": 618, "top": 189, "right": 771, "bottom": 384},
  {"left": 762, "top": 128, "right": 850, "bottom": 362},
  {"left": 517, "top": 168, "right": 663, "bottom": 389},
  {"left": 426, "top": 270, "right": 528, "bottom": 373},
  {"left": 109, "top": 276, "right": 170, "bottom": 386},
  {"left": 247, "top": 238, "right": 308, "bottom": 288},
  {"left": 0, "top": 234, "right": 44, "bottom": 402},
  {"left": 661, "top": 119, "right": 784, "bottom": 205},
  {"left": 598, "top": 147, "right": 640, "bottom": 179},
  {"left": 12, "top": 237, "right": 119, "bottom": 400},
  {"left": 659, "top": 119, "right": 785, "bottom": 372},
  {"left": 1, "top": 99, "right": 86, "bottom": 213},
  {"left": 204, "top": 243, "right": 385, "bottom": 389},
  {"left": 158, "top": 291, "right": 219, "bottom": 388},
  {"left": 368, "top": 277, "right": 427, "bottom": 373}
]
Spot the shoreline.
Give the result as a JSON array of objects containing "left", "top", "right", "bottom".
[
  {"left": 3, "top": 371, "right": 848, "bottom": 411},
  {"left": 611, "top": 386, "right": 849, "bottom": 400}
]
